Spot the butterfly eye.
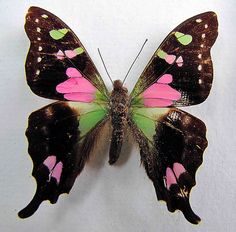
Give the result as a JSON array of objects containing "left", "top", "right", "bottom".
[
  {"left": 123, "top": 87, "right": 128, "bottom": 93},
  {"left": 112, "top": 80, "right": 122, "bottom": 90}
]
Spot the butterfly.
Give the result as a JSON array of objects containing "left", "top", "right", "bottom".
[{"left": 18, "top": 6, "right": 218, "bottom": 224}]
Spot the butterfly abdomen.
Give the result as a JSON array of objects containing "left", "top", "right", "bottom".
[{"left": 108, "top": 80, "right": 129, "bottom": 164}]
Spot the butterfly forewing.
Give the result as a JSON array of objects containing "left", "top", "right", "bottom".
[
  {"left": 131, "top": 12, "right": 218, "bottom": 107},
  {"left": 25, "top": 6, "right": 109, "bottom": 101}
]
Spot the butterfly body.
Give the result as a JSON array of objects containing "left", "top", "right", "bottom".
[
  {"left": 109, "top": 80, "right": 129, "bottom": 164},
  {"left": 19, "top": 7, "right": 218, "bottom": 224}
]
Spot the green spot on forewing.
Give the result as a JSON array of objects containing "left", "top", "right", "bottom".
[
  {"left": 174, "top": 31, "right": 192, "bottom": 45},
  {"left": 174, "top": 32, "right": 184, "bottom": 38},
  {"left": 49, "top": 28, "right": 69, "bottom": 40},
  {"left": 74, "top": 47, "right": 85, "bottom": 55},
  {"left": 156, "top": 49, "right": 167, "bottom": 59},
  {"left": 95, "top": 91, "right": 108, "bottom": 102}
]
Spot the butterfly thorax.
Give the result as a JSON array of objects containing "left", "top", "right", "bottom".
[{"left": 108, "top": 80, "right": 129, "bottom": 164}]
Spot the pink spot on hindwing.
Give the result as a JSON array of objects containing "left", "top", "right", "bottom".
[
  {"left": 51, "top": 162, "right": 63, "bottom": 184},
  {"left": 43, "top": 156, "right": 56, "bottom": 171},
  {"left": 42, "top": 156, "right": 63, "bottom": 185},
  {"left": 166, "top": 167, "right": 177, "bottom": 190},
  {"left": 142, "top": 74, "right": 181, "bottom": 107},
  {"left": 173, "top": 163, "right": 186, "bottom": 179},
  {"left": 56, "top": 67, "right": 97, "bottom": 102}
]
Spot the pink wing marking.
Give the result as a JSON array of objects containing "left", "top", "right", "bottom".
[
  {"left": 63, "top": 93, "right": 95, "bottom": 102},
  {"left": 157, "top": 74, "right": 173, "bottom": 84},
  {"left": 43, "top": 156, "right": 56, "bottom": 171},
  {"left": 56, "top": 76, "right": 96, "bottom": 93},
  {"left": 165, "top": 54, "right": 176, "bottom": 64},
  {"left": 56, "top": 68, "right": 97, "bottom": 102},
  {"left": 56, "top": 50, "right": 65, "bottom": 60},
  {"left": 176, "top": 56, "right": 183, "bottom": 67},
  {"left": 51, "top": 162, "right": 63, "bottom": 184},
  {"left": 56, "top": 50, "right": 77, "bottom": 60},
  {"left": 166, "top": 167, "right": 177, "bottom": 190},
  {"left": 143, "top": 83, "right": 181, "bottom": 100},
  {"left": 65, "top": 50, "right": 77, "bottom": 59},
  {"left": 173, "top": 163, "right": 186, "bottom": 179},
  {"left": 142, "top": 74, "right": 181, "bottom": 107},
  {"left": 143, "top": 99, "right": 173, "bottom": 107},
  {"left": 66, "top": 67, "right": 83, "bottom": 78}
]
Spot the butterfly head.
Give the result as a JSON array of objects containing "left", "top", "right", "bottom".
[{"left": 113, "top": 80, "right": 128, "bottom": 93}]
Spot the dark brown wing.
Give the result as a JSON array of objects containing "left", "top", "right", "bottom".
[
  {"left": 25, "top": 6, "right": 109, "bottom": 100},
  {"left": 18, "top": 101, "right": 108, "bottom": 218},
  {"left": 131, "top": 12, "right": 218, "bottom": 106},
  {"left": 129, "top": 107, "right": 207, "bottom": 224}
]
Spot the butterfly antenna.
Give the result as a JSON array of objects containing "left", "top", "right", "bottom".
[
  {"left": 122, "top": 39, "right": 148, "bottom": 85},
  {"left": 98, "top": 48, "right": 113, "bottom": 85}
]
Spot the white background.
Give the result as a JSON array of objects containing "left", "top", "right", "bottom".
[{"left": 0, "top": 0, "right": 236, "bottom": 231}]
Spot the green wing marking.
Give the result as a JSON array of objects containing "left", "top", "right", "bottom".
[
  {"left": 131, "top": 107, "right": 169, "bottom": 141},
  {"left": 69, "top": 102, "right": 108, "bottom": 138}
]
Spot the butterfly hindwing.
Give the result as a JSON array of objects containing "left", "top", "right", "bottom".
[
  {"left": 131, "top": 12, "right": 218, "bottom": 107},
  {"left": 18, "top": 101, "right": 108, "bottom": 218},
  {"left": 129, "top": 107, "right": 207, "bottom": 224},
  {"left": 25, "top": 6, "right": 109, "bottom": 101}
]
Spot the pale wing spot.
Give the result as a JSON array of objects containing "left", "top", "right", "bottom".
[
  {"left": 198, "top": 65, "right": 202, "bottom": 71},
  {"left": 38, "top": 46, "right": 42, "bottom": 51},
  {"left": 169, "top": 111, "right": 180, "bottom": 121},
  {"left": 44, "top": 107, "right": 54, "bottom": 118},
  {"left": 35, "top": 18, "right": 39, "bottom": 23},
  {"left": 196, "top": 144, "right": 202, "bottom": 150},
  {"left": 200, "top": 44, "right": 204, "bottom": 48},
  {"left": 180, "top": 92, "right": 189, "bottom": 103},
  {"left": 37, "top": 37, "right": 41, "bottom": 41},
  {"left": 41, "top": 14, "right": 48, "bottom": 18},
  {"left": 196, "top": 18, "right": 202, "bottom": 23},
  {"left": 198, "top": 79, "right": 203, "bottom": 84},
  {"left": 198, "top": 54, "right": 202, "bottom": 59},
  {"left": 163, "top": 177, "right": 167, "bottom": 188},
  {"left": 37, "top": 57, "right": 42, "bottom": 62},
  {"left": 66, "top": 132, "right": 72, "bottom": 139},
  {"left": 202, "top": 33, "right": 206, "bottom": 39},
  {"left": 36, "top": 70, "right": 40, "bottom": 75},
  {"left": 204, "top": 24, "right": 208, "bottom": 28},
  {"left": 37, "top": 27, "right": 41, "bottom": 33}
]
